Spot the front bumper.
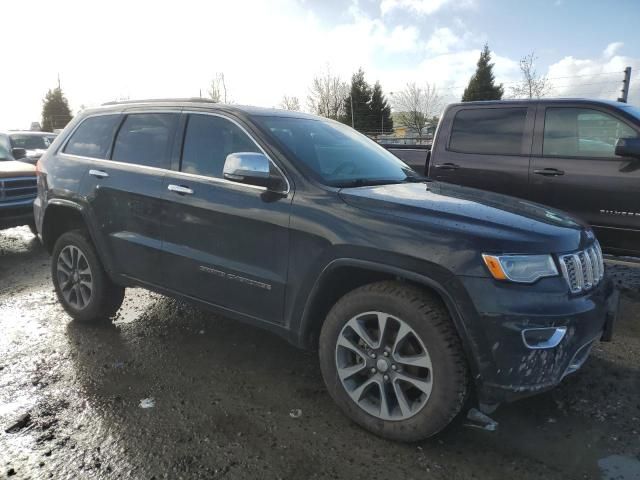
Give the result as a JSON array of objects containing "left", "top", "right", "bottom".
[
  {"left": 0, "top": 199, "right": 35, "bottom": 230},
  {"left": 458, "top": 275, "right": 617, "bottom": 405}
]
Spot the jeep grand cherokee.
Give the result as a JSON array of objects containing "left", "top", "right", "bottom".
[{"left": 34, "top": 99, "right": 617, "bottom": 441}]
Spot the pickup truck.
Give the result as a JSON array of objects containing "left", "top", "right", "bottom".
[
  {"left": 426, "top": 99, "right": 640, "bottom": 258},
  {"left": 0, "top": 148, "right": 38, "bottom": 231}
]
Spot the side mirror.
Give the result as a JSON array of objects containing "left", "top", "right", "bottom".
[
  {"left": 12, "top": 148, "right": 27, "bottom": 160},
  {"left": 615, "top": 138, "right": 640, "bottom": 160},
  {"left": 223, "top": 152, "right": 285, "bottom": 191}
]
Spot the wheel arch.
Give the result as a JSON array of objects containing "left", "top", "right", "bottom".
[
  {"left": 295, "top": 258, "right": 480, "bottom": 377},
  {"left": 41, "top": 200, "right": 115, "bottom": 276}
]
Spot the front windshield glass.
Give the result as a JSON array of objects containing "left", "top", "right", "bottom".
[
  {"left": 10, "top": 134, "right": 52, "bottom": 150},
  {"left": 256, "top": 116, "right": 421, "bottom": 187},
  {"left": 0, "top": 144, "right": 10, "bottom": 160}
]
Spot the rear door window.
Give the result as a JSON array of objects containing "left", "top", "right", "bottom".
[
  {"left": 64, "top": 115, "right": 121, "bottom": 159},
  {"left": 448, "top": 108, "right": 528, "bottom": 155},
  {"left": 543, "top": 107, "right": 638, "bottom": 158},
  {"left": 112, "top": 113, "right": 178, "bottom": 168},
  {"left": 181, "top": 114, "right": 260, "bottom": 178}
]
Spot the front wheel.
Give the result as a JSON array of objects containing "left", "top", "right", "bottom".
[
  {"left": 51, "top": 230, "right": 125, "bottom": 322},
  {"left": 319, "top": 281, "right": 469, "bottom": 441}
]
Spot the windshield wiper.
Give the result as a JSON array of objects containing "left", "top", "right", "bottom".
[{"left": 334, "top": 178, "right": 401, "bottom": 188}]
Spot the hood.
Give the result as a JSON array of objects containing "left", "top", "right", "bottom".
[
  {"left": 339, "top": 181, "right": 589, "bottom": 254},
  {"left": 0, "top": 160, "right": 36, "bottom": 178}
]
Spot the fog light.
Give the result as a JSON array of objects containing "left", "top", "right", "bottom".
[{"left": 521, "top": 327, "right": 567, "bottom": 349}]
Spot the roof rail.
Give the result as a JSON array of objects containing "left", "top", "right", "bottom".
[{"left": 101, "top": 97, "right": 218, "bottom": 106}]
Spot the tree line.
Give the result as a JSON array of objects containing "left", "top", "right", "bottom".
[{"left": 39, "top": 45, "right": 549, "bottom": 135}]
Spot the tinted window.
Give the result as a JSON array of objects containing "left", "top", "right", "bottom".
[
  {"left": 543, "top": 108, "right": 638, "bottom": 158},
  {"left": 449, "top": 108, "right": 528, "bottom": 155},
  {"left": 10, "top": 134, "right": 51, "bottom": 150},
  {"left": 112, "top": 113, "right": 178, "bottom": 168},
  {"left": 255, "top": 116, "right": 419, "bottom": 187},
  {"left": 64, "top": 115, "right": 121, "bottom": 159},
  {"left": 181, "top": 114, "right": 260, "bottom": 178}
]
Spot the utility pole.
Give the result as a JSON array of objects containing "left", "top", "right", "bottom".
[{"left": 618, "top": 66, "right": 631, "bottom": 103}]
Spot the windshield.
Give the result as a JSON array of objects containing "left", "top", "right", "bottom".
[
  {"left": 9, "top": 134, "right": 54, "bottom": 150},
  {"left": 0, "top": 144, "right": 10, "bottom": 160},
  {"left": 256, "top": 116, "right": 422, "bottom": 187}
]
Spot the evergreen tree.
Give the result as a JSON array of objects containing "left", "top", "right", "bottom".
[
  {"left": 342, "top": 68, "right": 373, "bottom": 132},
  {"left": 369, "top": 82, "right": 393, "bottom": 134},
  {"left": 41, "top": 87, "right": 72, "bottom": 132},
  {"left": 462, "top": 44, "right": 504, "bottom": 101}
]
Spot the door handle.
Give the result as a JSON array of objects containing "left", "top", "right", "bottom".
[
  {"left": 533, "top": 168, "right": 565, "bottom": 177},
  {"left": 89, "top": 169, "right": 109, "bottom": 178},
  {"left": 168, "top": 184, "right": 194, "bottom": 195},
  {"left": 433, "top": 163, "right": 460, "bottom": 170}
]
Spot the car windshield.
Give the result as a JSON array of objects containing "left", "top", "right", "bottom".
[
  {"left": 10, "top": 134, "right": 52, "bottom": 150},
  {"left": 0, "top": 144, "right": 10, "bottom": 160},
  {"left": 255, "top": 116, "right": 423, "bottom": 187}
]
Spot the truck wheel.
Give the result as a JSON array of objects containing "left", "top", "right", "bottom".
[
  {"left": 319, "top": 281, "right": 469, "bottom": 441},
  {"left": 51, "top": 230, "right": 125, "bottom": 322}
]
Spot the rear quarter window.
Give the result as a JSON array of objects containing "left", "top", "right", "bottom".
[
  {"left": 64, "top": 115, "right": 121, "bottom": 159},
  {"left": 448, "top": 107, "right": 528, "bottom": 155}
]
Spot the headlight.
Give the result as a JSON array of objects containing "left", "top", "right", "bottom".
[{"left": 482, "top": 254, "right": 558, "bottom": 283}]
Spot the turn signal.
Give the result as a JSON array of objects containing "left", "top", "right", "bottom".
[{"left": 482, "top": 255, "right": 507, "bottom": 280}]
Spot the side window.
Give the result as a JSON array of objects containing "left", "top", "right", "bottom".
[
  {"left": 64, "top": 115, "right": 121, "bottom": 159},
  {"left": 112, "top": 113, "right": 178, "bottom": 168},
  {"left": 543, "top": 108, "right": 638, "bottom": 158},
  {"left": 449, "top": 108, "right": 528, "bottom": 155},
  {"left": 181, "top": 114, "right": 260, "bottom": 178}
]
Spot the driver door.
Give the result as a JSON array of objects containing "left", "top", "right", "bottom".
[{"left": 529, "top": 105, "right": 640, "bottom": 255}]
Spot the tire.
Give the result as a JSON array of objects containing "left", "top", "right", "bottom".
[
  {"left": 319, "top": 281, "right": 469, "bottom": 442},
  {"left": 51, "top": 230, "right": 125, "bottom": 322},
  {"left": 28, "top": 221, "right": 38, "bottom": 236}
]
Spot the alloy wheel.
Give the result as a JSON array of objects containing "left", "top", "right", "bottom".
[
  {"left": 335, "top": 311, "right": 433, "bottom": 421},
  {"left": 57, "top": 245, "right": 93, "bottom": 310}
]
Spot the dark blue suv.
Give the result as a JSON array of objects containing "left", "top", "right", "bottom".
[{"left": 34, "top": 99, "right": 618, "bottom": 441}]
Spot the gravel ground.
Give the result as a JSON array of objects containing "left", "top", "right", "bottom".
[{"left": 0, "top": 226, "right": 639, "bottom": 480}]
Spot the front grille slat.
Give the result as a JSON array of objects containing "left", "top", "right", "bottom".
[
  {"left": 0, "top": 176, "right": 37, "bottom": 202},
  {"left": 559, "top": 241, "right": 604, "bottom": 294}
]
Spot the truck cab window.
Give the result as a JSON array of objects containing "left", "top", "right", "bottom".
[
  {"left": 543, "top": 108, "right": 638, "bottom": 158},
  {"left": 448, "top": 108, "right": 528, "bottom": 155}
]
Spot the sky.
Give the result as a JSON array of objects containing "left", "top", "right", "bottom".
[{"left": 2, "top": 0, "right": 639, "bottom": 129}]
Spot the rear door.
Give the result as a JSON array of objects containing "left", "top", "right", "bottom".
[
  {"left": 73, "top": 110, "right": 179, "bottom": 283},
  {"left": 529, "top": 104, "right": 640, "bottom": 255},
  {"left": 160, "top": 112, "right": 292, "bottom": 325},
  {"left": 429, "top": 105, "right": 534, "bottom": 198}
]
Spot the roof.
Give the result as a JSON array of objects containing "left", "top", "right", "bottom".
[
  {"left": 0, "top": 131, "right": 57, "bottom": 136},
  {"left": 447, "top": 98, "right": 626, "bottom": 108},
  {"left": 93, "top": 98, "right": 319, "bottom": 120}
]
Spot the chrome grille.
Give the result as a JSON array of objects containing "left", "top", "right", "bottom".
[
  {"left": 0, "top": 176, "right": 37, "bottom": 202},
  {"left": 558, "top": 242, "right": 604, "bottom": 294}
]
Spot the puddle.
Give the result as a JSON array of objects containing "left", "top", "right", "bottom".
[{"left": 599, "top": 455, "right": 640, "bottom": 480}]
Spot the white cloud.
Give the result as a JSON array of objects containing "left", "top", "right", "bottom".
[
  {"left": 546, "top": 43, "right": 639, "bottom": 102},
  {"left": 425, "top": 27, "right": 461, "bottom": 55},
  {"left": 380, "top": 0, "right": 451, "bottom": 16},
  {"left": 603, "top": 42, "right": 624, "bottom": 59}
]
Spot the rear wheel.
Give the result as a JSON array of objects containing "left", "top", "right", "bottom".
[
  {"left": 51, "top": 230, "right": 124, "bottom": 322},
  {"left": 319, "top": 281, "right": 469, "bottom": 441}
]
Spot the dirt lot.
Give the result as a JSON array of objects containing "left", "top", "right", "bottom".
[{"left": 1, "top": 226, "right": 639, "bottom": 480}]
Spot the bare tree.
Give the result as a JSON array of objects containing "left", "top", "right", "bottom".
[
  {"left": 307, "top": 67, "right": 349, "bottom": 120},
  {"left": 510, "top": 52, "right": 552, "bottom": 99},
  {"left": 208, "top": 72, "right": 228, "bottom": 103},
  {"left": 280, "top": 95, "right": 301, "bottom": 111},
  {"left": 393, "top": 82, "right": 442, "bottom": 136}
]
